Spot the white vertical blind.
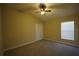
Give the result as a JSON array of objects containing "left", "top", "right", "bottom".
[{"left": 61, "top": 21, "right": 74, "bottom": 40}]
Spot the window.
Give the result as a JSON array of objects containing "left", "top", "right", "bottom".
[{"left": 61, "top": 21, "right": 74, "bottom": 40}]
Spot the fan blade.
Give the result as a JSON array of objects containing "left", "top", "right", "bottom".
[{"left": 45, "top": 10, "right": 51, "bottom": 12}]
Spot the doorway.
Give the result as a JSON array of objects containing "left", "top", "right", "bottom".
[{"left": 35, "top": 24, "right": 43, "bottom": 40}]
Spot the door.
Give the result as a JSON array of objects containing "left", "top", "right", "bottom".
[{"left": 35, "top": 24, "right": 43, "bottom": 40}]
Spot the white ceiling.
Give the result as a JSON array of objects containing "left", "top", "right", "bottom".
[{"left": 3, "top": 3, "right": 79, "bottom": 21}]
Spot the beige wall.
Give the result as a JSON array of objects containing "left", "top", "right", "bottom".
[
  {"left": 43, "top": 14, "right": 79, "bottom": 46},
  {"left": 43, "top": 18, "right": 61, "bottom": 41},
  {"left": 2, "top": 7, "right": 42, "bottom": 50},
  {"left": 0, "top": 7, "right": 3, "bottom": 55},
  {"left": 75, "top": 15, "right": 79, "bottom": 43}
]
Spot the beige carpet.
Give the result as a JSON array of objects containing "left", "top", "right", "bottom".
[{"left": 4, "top": 39, "right": 79, "bottom": 56}]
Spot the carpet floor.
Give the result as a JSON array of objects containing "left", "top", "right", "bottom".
[{"left": 4, "top": 39, "right": 79, "bottom": 56}]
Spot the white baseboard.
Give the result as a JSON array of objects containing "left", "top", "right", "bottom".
[
  {"left": 3, "top": 39, "right": 40, "bottom": 52},
  {"left": 44, "top": 38, "right": 57, "bottom": 42}
]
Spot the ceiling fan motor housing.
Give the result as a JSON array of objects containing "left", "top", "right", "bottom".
[{"left": 39, "top": 3, "right": 46, "bottom": 11}]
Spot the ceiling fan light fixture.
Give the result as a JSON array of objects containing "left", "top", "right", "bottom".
[
  {"left": 41, "top": 11, "right": 45, "bottom": 15},
  {"left": 39, "top": 3, "right": 51, "bottom": 15},
  {"left": 40, "top": 8, "right": 44, "bottom": 11}
]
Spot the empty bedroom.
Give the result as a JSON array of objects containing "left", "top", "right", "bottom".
[{"left": 0, "top": 3, "right": 79, "bottom": 56}]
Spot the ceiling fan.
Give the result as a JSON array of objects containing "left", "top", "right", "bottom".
[
  {"left": 39, "top": 3, "right": 51, "bottom": 15},
  {"left": 17, "top": 3, "right": 52, "bottom": 15}
]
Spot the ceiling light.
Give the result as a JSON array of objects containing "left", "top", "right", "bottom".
[{"left": 41, "top": 11, "right": 45, "bottom": 15}]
